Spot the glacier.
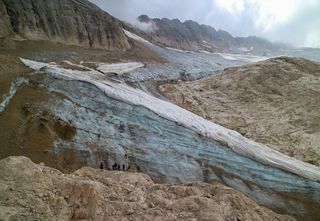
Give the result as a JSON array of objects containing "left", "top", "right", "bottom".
[{"left": 20, "top": 58, "right": 320, "bottom": 218}]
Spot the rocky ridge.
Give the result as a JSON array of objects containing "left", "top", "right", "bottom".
[
  {"left": 0, "top": 0, "right": 130, "bottom": 50},
  {"left": 134, "top": 15, "right": 278, "bottom": 54},
  {"left": 0, "top": 156, "right": 296, "bottom": 221},
  {"left": 160, "top": 57, "right": 320, "bottom": 166}
]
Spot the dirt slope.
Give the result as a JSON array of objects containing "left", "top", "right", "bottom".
[
  {"left": 0, "top": 156, "right": 295, "bottom": 221},
  {"left": 160, "top": 57, "right": 320, "bottom": 166}
]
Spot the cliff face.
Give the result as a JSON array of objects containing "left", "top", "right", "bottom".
[
  {"left": 0, "top": 156, "right": 296, "bottom": 221},
  {"left": 0, "top": 0, "right": 130, "bottom": 50},
  {"left": 136, "top": 15, "right": 277, "bottom": 54},
  {"left": 0, "top": 0, "right": 13, "bottom": 38}
]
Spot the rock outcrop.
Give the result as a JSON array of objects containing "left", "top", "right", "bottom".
[
  {"left": 0, "top": 156, "right": 296, "bottom": 221},
  {"left": 0, "top": 0, "right": 13, "bottom": 38},
  {"left": 160, "top": 57, "right": 320, "bottom": 166},
  {"left": 0, "top": 0, "right": 130, "bottom": 50},
  {"left": 134, "top": 15, "right": 278, "bottom": 54}
]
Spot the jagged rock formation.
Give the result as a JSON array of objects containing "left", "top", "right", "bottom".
[
  {"left": 160, "top": 57, "right": 320, "bottom": 166},
  {"left": 134, "top": 15, "right": 278, "bottom": 54},
  {"left": 0, "top": 156, "right": 296, "bottom": 221},
  {"left": 0, "top": 0, "right": 130, "bottom": 50}
]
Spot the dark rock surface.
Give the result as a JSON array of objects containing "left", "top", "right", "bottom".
[{"left": 0, "top": 0, "right": 130, "bottom": 50}]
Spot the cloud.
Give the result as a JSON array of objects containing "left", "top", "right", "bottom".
[
  {"left": 89, "top": 0, "right": 320, "bottom": 48},
  {"left": 215, "top": 0, "right": 245, "bottom": 14},
  {"left": 132, "top": 19, "right": 158, "bottom": 33}
]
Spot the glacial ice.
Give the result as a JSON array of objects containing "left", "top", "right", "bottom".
[
  {"left": 20, "top": 58, "right": 320, "bottom": 182},
  {"left": 122, "top": 30, "right": 267, "bottom": 82},
  {"left": 19, "top": 57, "right": 320, "bottom": 216}
]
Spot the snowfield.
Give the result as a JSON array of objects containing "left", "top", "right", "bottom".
[
  {"left": 124, "top": 29, "right": 268, "bottom": 63},
  {"left": 20, "top": 58, "right": 320, "bottom": 182},
  {"left": 97, "top": 62, "right": 144, "bottom": 75},
  {"left": 215, "top": 53, "right": 268, "bottom": 62},
  {"left": 123, "top": 29, "right": 152, "bottom": 45}
]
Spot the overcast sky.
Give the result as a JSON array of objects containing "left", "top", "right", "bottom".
[{"left": 90, "top": 0, "right": 320, "bottom": 48}]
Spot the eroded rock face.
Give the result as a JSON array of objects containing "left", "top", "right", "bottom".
[
  {"left": 0, "top": 0, "right": 13, "bottom": 38},
  {"left": 0, "top": 156, "right": 296, "bottom": 221},
  {"left": 0, "top": 0, "right": 130, "bottom": 50},
  {"left": 160, "top": 57, "right": 320, "bottom": 166}
]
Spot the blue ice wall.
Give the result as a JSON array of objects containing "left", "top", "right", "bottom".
[{"left": 40, "top": 75, "right": 320, "bottom": 218}]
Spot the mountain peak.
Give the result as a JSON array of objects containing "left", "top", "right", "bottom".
[{"left": 133, "top": 15, "right": 277, "bottom": 54}]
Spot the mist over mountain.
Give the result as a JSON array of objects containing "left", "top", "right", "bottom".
[{"left": 90, "top": 0, "right": 320, "bottom": 48}]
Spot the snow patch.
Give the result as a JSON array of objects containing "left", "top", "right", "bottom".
[
  {"left": 216, "top": 53, "right": 268, "bottom": 62},
  {"left": 62, "top": 60, "right": 93, "bottom": 71},
  {"left": 202, "top": 44, "right": 212, "bottom": 49},
  {"left": 123, "top": 29, "right": 153, "bottom": 45},
  {"left": 166, "top": 47, "right": 193, "bottom": 53},
  {"left": 0, "top": 78, "right": 28, "bottom": 113},
  {"left": 20, "top": 58, "right": 320, "bottom": 181},
  {"left": 97, "top": 62, "right": 144, "bottom": 75}
]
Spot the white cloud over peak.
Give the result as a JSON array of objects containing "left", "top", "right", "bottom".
[{"left": 215, "top": 0, "right": 245, "bottom": 14}]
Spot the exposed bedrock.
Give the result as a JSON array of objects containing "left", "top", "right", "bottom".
[
  {"left": 27, "top": 72, "right": 320, "bottom": 220},
  {"left": 0, "top": 0, "right": 130, "bottom": 50},
  {"left": 0, "top": 156, "right": 296, "bottom": 221}
]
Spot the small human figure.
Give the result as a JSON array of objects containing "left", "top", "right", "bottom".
[
  {"left": 99, "top": 161, "right": 104, "bottom": 170},
  {"left": 117, "top": 164, "right": 121, "bottom": 171},
  {"left": 126, "top": 165, "right": 131, "bottom": 171},
  {"left": 112, "top": 163, "right": 117, "bottom": 170},
  {"left": 122, "top": 164, "right": 125, "bottom": 171}
]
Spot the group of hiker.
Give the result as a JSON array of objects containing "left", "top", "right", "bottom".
[
  {"left": 111, "top": 162, "right": 130, "bottom": 171},
  {"left": 99, "top": 150, "right": 130, "bottom": 171}
]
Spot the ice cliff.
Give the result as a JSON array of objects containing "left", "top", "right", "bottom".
[{"left": 19, "top": 58, "right": 320, "bottom": 219}]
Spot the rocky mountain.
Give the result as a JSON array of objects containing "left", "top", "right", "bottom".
[
  {"left": 1, "top": 1, "right": 320, "bottom": 220},
  {"left": 0, "top": 156, "right": 296, "bottom": 221},
  {"left": 0, "top": 0, "right": 130, "bottom": 50},
  {"left": 160, "top": 57, "right": 320, "bottom": 166},
  {"left": 134, "top": 15, "right": 278, "bottom": 54}
]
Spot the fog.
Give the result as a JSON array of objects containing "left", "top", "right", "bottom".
[{"left": 90, "top": 0, "right": 320, "bottom": 48}]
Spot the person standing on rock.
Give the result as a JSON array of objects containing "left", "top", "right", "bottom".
[{"left": 99, "top": 161, "right": 104, "bottom": 170}]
